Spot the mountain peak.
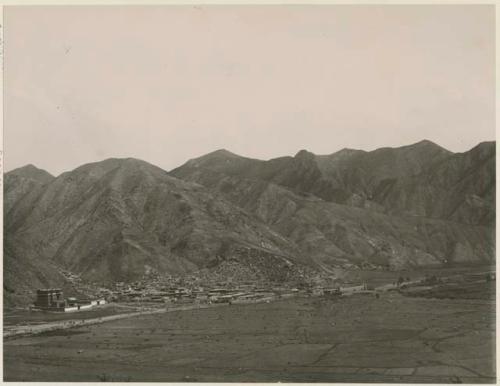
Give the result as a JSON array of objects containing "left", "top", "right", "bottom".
[
  {"left": 200, "top": 149, "right": 243, "bottom": 160},
  {"left": 294, "top": 149, "right": 316, "bottom": 160},
  {"left": 181, "top": 149, "right": 253, "bottom": 170},
  {"left": 213, "top": 148, "right": 235, "bottom": 155},
  {"left": 464, "top": 140, "right": 496, "bottom": 160},
  {"left": 6, "top": 164, "right": 54, "bottom": 183},
  {"left": 469, "top": 140, "right": 495, "bottom": 151},
  {"left": 416, "top": 139, "right": 435, "bottom": 146},
  {"left": 56, "top": 157, "right": 170, "bottom": 185},
  {"left": 403, "top": 139, "right": 451, "bottom": 154}
]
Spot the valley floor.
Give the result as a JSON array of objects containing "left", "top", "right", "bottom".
[{"left": 3, "top": 286, "right": 495, "bottom": 383}]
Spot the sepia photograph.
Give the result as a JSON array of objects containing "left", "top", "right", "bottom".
[{"left": 2, "top": 4, "right": 496, "bottom": 383}]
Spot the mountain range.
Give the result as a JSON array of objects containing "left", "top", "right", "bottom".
[{"left": 4, "top": 140, "right": 495, "bottom": 305}]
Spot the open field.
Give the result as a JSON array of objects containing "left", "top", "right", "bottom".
[
  {"left": 4, "top": 285, "right": 495, "bottom": 383},
  {"left": 402, "top": 281, "right": 495, "bottom": 301},
  {"left": 3, "top": 304, "right": 140, "bottom": 326},
  {"left": 339, "top": 264, "right": 495, "bottom": 287}
]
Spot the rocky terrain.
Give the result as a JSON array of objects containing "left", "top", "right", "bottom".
[
  {"left": 171, "top": 140, "right": 495, "bottom": 270},
  {"left": 172, "top": 140, "right": 495, "bottom": 225},
  {"left": 4, "top": 164, "right": 54, "bottom": 213},
  {"left": 4, "top": 140, "right": 495, "bottom": 305},
  {"left": 5, "top": 158, "right": 303, "bottom": 285}
]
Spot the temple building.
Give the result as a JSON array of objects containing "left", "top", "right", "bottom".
[{"left": 33, "top": 288, "right": 66, "bottom": 311}]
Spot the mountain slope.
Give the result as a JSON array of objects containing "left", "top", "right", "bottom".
[
  {"left": 4, "top": 164, "right": 55, "bottom": 214},
  {"left": 374, "top": 141, "right": 496, "bottom": 226},
  {"left": 3, "top": 241, "right": 78, "bottom": 308},
  {"left": 171, "top": 141, "right": 495, "bottom": 270},
  {"left": 173, "top": 141, "right": 494, "bottom": 225},
  {"left": 171, "top": 161, "right": 494, "bottom": 271},
  {"left": 5, "top": 141, "right": 495, "bottom": 306},
  {"left": 5, "top": 158, "right": 306, "bottom": 289}
]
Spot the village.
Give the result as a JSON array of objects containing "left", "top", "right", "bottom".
[
  {"left": 5, "top": 261, "right": 494, "bottom": 384},
  {"left": 22, "top": 262, "right": 404, "bottom": 315},
  {"left": 30, "top": 265, "right": 497, "bottom": 315},
  {"left": 36, "top": 270, "right": 345, "bottom": 313}
]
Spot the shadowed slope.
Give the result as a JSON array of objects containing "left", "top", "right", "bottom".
[
  {"left": 5, "top": 158, "right": 304, "bottom": 288},
  {"left": 173, "top": 140, "right": 494, "bottom": 225},
  {"left": 171, "top": 141, "right": 495, "bottom": 270},
  {"left": 4, "top": 164, "right": 55, "bottom": 214}
]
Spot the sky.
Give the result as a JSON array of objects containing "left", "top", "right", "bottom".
[{"left": 4, "top": 5, "right": 495, "bottom": 176}]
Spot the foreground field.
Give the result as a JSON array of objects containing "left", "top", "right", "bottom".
[
  {"left": 3, "top": 304, "right": 139, "bottom": 326},
  {"left": 4, "top": 288, "right": 495, "bottom": 383}
]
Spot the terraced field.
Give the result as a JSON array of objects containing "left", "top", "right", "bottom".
[{"left": 4, "top": 287, "right": 495, "bottom": 383}]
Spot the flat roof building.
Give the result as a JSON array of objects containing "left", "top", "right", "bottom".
[{"left": 34, "top": 288, "right": 66, "bottom": 311}]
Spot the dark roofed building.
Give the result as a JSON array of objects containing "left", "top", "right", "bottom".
[{"left": 34, "top": 288, "right": 66, "bottom": 311}]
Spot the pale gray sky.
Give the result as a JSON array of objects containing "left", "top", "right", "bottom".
[{"left": 4, "top": 5, "right": 495, "bottom": 176}]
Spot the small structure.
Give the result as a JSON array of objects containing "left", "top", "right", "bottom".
[
  {"left": 324, "top": 288, "right": 342, "bottom": 296},
  {"left": 33, "top": 288, "right": 66, "bottom": 311},
  {"left": 33, "top": 289, "right": 107, "bottom": 312}
]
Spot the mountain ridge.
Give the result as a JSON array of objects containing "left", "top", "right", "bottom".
[
  {"left": 5, "top": 140, "right": 495, "bottom": 305},
  {"left": 171, "top": 142, "right": 494, "bottom": 274}
]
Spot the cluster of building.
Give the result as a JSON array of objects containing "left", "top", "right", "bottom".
[
  {"left": 34, "top": 269, "right": 357, "bottom": 313},
  {"left": 33, "top": 289, "right": 106, "bottom": 312},
  {"left": 106, "top": 282, "right": 282, "bottom": 304},
  {"left": 102, "top": 279, "right": 348, "bottom": 305}
]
